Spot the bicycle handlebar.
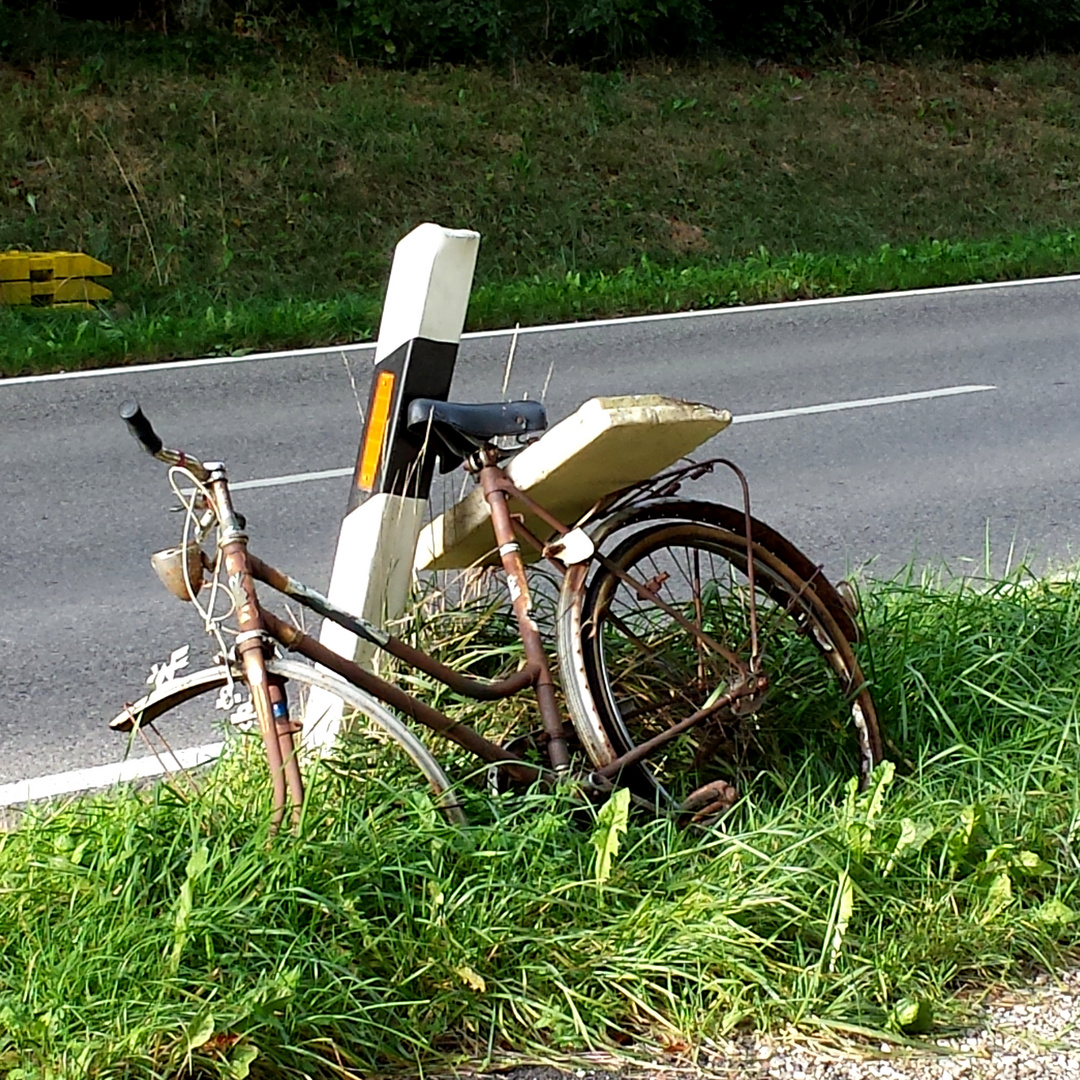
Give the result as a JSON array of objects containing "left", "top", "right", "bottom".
[
  {"left": 119, "top": 399, "right": 211, "bottom": 482},
  {"left": 119, "top": 400, "right": 164, "bottom": 456}
]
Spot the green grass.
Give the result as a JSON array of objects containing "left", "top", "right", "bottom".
[
  {"left": 2, "top": 566, "right": 1079, "bottom": 1078},
  {"left": 7, "top": 28, "right": 1080, "bottom": 374},
  {"left": 5, "top": 228, "right": 1080, "bottom": 377}
]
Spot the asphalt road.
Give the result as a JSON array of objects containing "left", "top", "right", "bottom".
[{"left": 3, "top": 276, "right": 1080, "bottom": 789}]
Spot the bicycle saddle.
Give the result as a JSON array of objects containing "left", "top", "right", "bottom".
[{"left": 407, "top": 398, "right": 547, "bottom": 462}]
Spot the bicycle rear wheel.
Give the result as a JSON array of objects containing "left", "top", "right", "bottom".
[
  {"left": 565, "top": 507, "right": 881, "bottom": 810},
  {"left": 110, "top": 657, "right": 466, "bottom": 824}
]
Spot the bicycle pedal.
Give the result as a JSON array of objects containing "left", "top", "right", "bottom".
[{"left": 678, "top": 779, "right": 739, "bottom": 823}]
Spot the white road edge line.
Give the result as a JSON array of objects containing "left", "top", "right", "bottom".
[
  {"left": 0, "top": 742, "right": 224, "bottom": 808},
  {"left": 233, "top": 383, "right": 999, "bottom": 493},
  {"left": 3, "top": 272, "right": 1078, "bottom": 387},
  {"left": 5, "top": 380, "right": 998, "bottom": 803}
]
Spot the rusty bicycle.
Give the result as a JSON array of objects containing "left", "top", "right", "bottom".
[{"left": 111, "top": 393, "right": 883, "bottom": 829}]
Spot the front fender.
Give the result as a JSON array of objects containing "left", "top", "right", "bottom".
[{"left": 110, "top": 665, "right": 236, "bottom": 732}]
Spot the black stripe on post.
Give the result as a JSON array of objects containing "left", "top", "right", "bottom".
[{"left": 346, "top": 336, "right": 459, "bottom": 513}]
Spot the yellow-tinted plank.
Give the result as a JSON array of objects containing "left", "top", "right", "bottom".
[
  {"left": 47, "top": 252, "right": 113, "bottom": 279},
  {"left": 4, "top": 251, "right": 112, "bottom": 282},
  {"left": 0, "top": 252, "right": 30, "bottom": 281},
  {"left": 0, "top": 281, "right": 32, "bottom": 304},
  {"left": 27, "top": 255, "right": 54, "bottom": 281},
  {"left": 416, "top": 395, "right": 733, "bottom": 570}
]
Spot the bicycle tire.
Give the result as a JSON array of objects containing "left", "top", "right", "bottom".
[
  {"left": 110, "top": 657, "right": 466, "bottom": 825},
  {"left": 558, "top": 502, "right": 882, "bottom": 809}
]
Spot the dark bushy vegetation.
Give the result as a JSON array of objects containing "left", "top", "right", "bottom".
[{"left": 5, "top": 0, "right": 1080, "bottom": 64}]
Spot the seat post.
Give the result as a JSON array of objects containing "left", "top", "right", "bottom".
[{"left": 478, "top": 459, "right": 570, "bottom": 775}]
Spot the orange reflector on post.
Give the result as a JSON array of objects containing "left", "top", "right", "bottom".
[{"left": 357, "top": 371, "right": 396, "bottom": 490}]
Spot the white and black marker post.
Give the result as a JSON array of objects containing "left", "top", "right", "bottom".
[{"left": 305, "top": 223, "right": 480, "bottom": 748}]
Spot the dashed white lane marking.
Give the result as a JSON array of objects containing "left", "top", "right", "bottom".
[
  {"left": 231, "top": 466, "right": 353, "bottom": 491},
  {"left": 230, "top": 383, "right": 998, "bottom": 492},
  {"left": 732, "top": 383, "right": 996, "bottom": 424}
]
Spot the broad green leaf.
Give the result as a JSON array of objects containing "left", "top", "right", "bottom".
[
  {"left": 864, "top": 760, "right": 895, "bottom": 827},
  {"left": 186, "top": 843, "right": 210, "bottom": 880},
  {"left": 591, "top": 787, "right": 630, "bottom": 886},
  {"left": 185, "top": 1013, "right": 215, "bottom": 1053},
  {"left": 891, "top": 997, "right": 934, "bottom": 1034},
  {"left": 982, "top": 871, "right": 1013, "bottom": 921},
  {"left": 883, "top": 817, "right": 935, "bottom": 876},
  {"left": 455, "top": 965, "right": 487, "bottom": 992},
  {"left": 947, "top": 804, "right": 980, "bottom": 874},
  {"left": 169, "top": 843, "right": 210, "bottom": 974},
  {"left": 228, "top": 1044, "right": 259, "bottom": 1080},
  {"left": 1033, "top": 898, "right": 1077, "bottom": 925},
  {"left": 1014, "top": 850, "right": 1052, "bottom": 876},
  {"left": 846, "top": 761, "right": 895, "bottom": 857}
]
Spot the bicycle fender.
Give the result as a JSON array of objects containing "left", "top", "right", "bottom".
[{"left": 110, "top": 665, "right": 234, "bottom": 732}]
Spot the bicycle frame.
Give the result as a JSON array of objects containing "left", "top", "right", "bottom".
[
  {"left": 203, "top": 463, "right": 306, "bottom": 830},
  {"left": 237, "top": 455, "right": 766, "bottom": 820},
  {"left": 234, "top": 449, "right": 619, "bottom": 797},
  {"left": 118, "top": 402, "right": 769, "bottom": 830}
]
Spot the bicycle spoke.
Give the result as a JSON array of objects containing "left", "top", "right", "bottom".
[{"left": 581, "top": 518, "right": 880, "bottom": 807}]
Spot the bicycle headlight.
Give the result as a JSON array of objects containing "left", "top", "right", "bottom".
[{"left": 151, "top": 543, "right": 209, "bottom": 601}]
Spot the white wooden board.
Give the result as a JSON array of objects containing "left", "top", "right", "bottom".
[{"left": 415, "top": 395, "right": 732, "bottom": 570}]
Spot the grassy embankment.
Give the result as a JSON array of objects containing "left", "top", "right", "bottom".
[
  {"left": 5, "top": 29, "right": 1080, "bottom": 375},
  {"left": 1, "top": 567, "right": 1078, "bottom": 1078}
]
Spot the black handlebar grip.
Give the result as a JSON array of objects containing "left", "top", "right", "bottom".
[{"left": 119, "top": 399, "right": 164, "bottom": 456}]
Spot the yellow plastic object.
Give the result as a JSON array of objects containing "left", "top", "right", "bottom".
[
  {"left": 30, "top": 252, "right": 112, "bottom": 279},
  {"left": 0, "top": 253, "right": 30, "bottom": 281},
  {"left": 31, "top": 278, "right": 113, "bottom": 302},
  {"left": 415, "top": 395, "right": 733, "bottom": 571},
  {"left": 0, "top": 281, "right": 32, "bottom": 304},
  {"left": 0, "top": 250, "right": 112, "bottom": 306}
]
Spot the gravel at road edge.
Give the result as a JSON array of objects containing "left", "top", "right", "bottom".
[{"left": 473, "top": 967, "right": 1080, "bottom": 1080}]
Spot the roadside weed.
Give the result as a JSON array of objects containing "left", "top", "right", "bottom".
[{"left": 1, "top": 567, "right": 1078, "bottom": 1077}]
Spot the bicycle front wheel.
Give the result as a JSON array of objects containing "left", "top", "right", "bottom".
[
  {"left": 574, "top": 514, "right": 881, "bottom": 809},
  {"left": 110, "top": 658, "right": 466, "bottom": 824}
]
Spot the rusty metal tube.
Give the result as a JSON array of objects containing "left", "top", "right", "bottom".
[
  {"left": 496, "top": 476, "right": 572, "bottom": 537},
  {"left": 210, "top": 473, "right": 303, "bottom": 831},
  {"left": 594, "top": 679, "right": 760, "bottom": 779},
  {"left": 234, "top": 633, "right": 288, "bottom": 833},
  {"left": 260, "top": 609, "right": 543, "bottom": 785},
  {"left": 267, "top": 674, "right": 305, "bottom": 830},
  {"left": 479, "top": 465, "right": 570, "bottom": 774},
  {"left": 593, "top": 548, "right": 747, "bottom": 672},
  {"left": 246, "top": 553, "right": 538, "bottom": 701}
]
